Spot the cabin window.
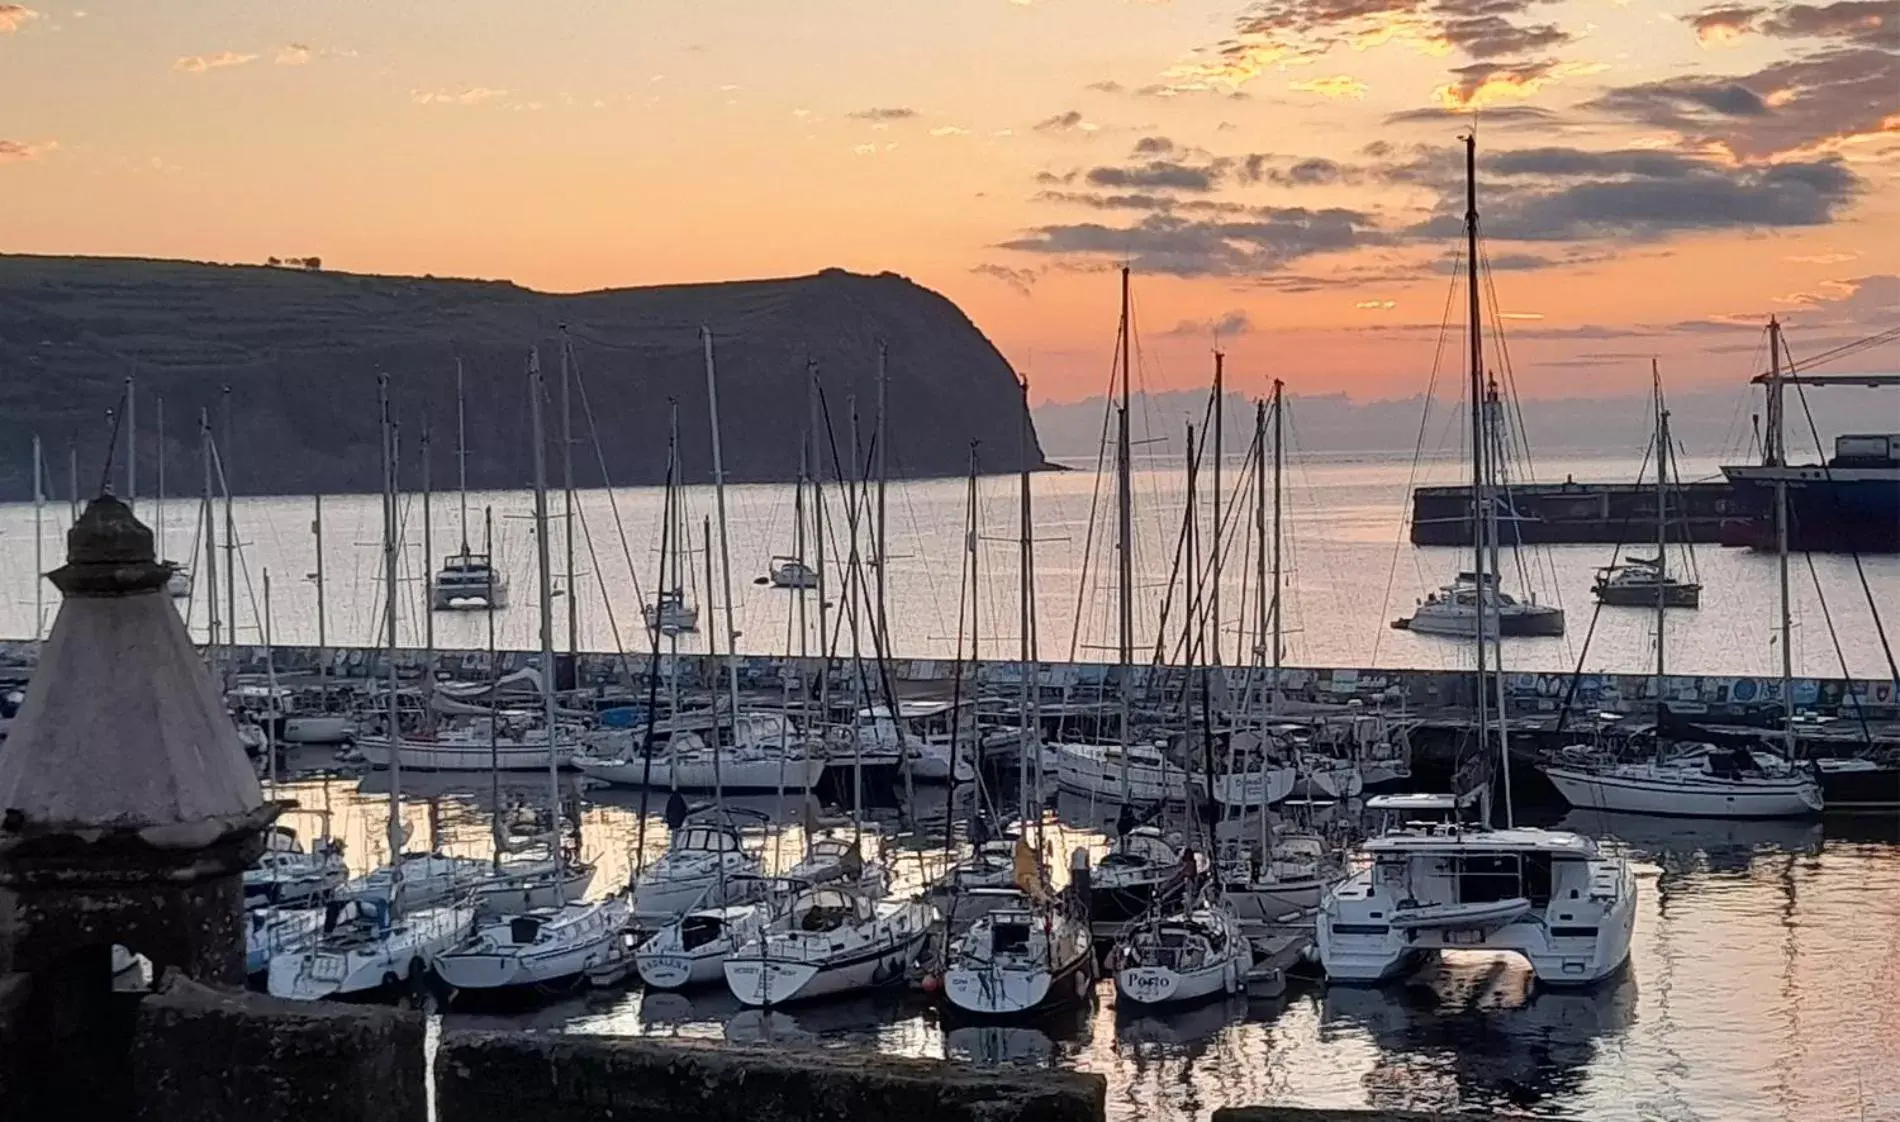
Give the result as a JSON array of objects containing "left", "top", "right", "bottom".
[
  {"left": 681, "top": 914, "right": 723, "bottom": 951},
  {"left": 993, "top": 922, "right": 1031, "bottom": 954},
  {"left": 1456, "top": 853, "right": 1524, "bottom": 904}
]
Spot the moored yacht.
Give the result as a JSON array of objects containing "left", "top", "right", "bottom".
[
  {"left": 1592, "top": 556, "right": 1701, "bottom": 608},
  {"left": 630, "top": 814, "right": 765, "bottom": 925},
  {"left": 244, "top": 838, "right": 348, "bottom": 908},
  {"left": 635, "top": 874, "right": 787, "bottom": 990},
  {"left": 941, "top": 885, "right": 1094, "bottom": 1019},
  {"left": 1090, "top": 826, "right": 1192, "bottom": 931},
  {"left": 432, "top": 551, "right": 509, "bottom": 611},
  {"left": 723, "top": 882, "right": 935, "bottom": 1006},
  {"left": 1051, "top": 739, "right": 1192, "bottom": 803},
  {"left": 643, "top": 589, "right": 699, "bottom": 635},
  {"left": 1542, "top": 741, "right": 1822, "bottom": 818},
  {"left": 335, "top": 852, "right": 495, "bottom": 908},
  {"left": 1394, "top": 572, "right": 1565, "bottom": 637},
  {"left": 267, "top": 895, "right": 477, "bottom": 1000},
  {"left": 1317, "top": 826, "right": 1635, "bottom": 987},
  {"left": 767, "top": 555, "right": 819, "bottom": 589},
  {"left": 575, "top": 711, "right": 824, "bottom": 793},
  {"left": 355, "top": 715, "right": 580, "bottom": 772},
  {"left": 433, "top": 895, "right": 633, "bottom": 993},
  {"left": 1113, "top": 904, "right": 1252, "bottom": 1007}
]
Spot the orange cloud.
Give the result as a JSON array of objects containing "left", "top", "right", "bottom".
[
  {"left": 1434, "top": 60, "right": 1605, "bottom": 110},
  {"left": 0, "top": 4, "right": 37, "bottom": 33},
  {"left": 1355, "top": 299, "right": 1396, "bottom": 310},
  {"left": 0, "top": 138, "right": 56, "bottom": 161},
  {"left": 276, "top": 43, "right": 313, "bottom": 66},
  {"left": 1290, "top": 75, "right": 1368, "bottom": 99},
  {"left": 411, "top": 88, "right": 509, "bottom": 106},
  {"left": 174, "top": 51, "right": 259, "bottom": 73}
]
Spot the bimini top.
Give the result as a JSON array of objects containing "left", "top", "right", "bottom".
[{"left": 1364, "top": 827, "right": 1599, "bottom": 857}]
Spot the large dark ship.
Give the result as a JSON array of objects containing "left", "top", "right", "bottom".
[{"left": 1721, "top": 432, "right": 1900, "bottom": 553}]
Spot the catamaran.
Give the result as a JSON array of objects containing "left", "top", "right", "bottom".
[{"left": 432, "top": 359, "right": 510, "bottom": 611}]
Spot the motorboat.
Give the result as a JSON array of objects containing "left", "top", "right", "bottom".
[
  {"left": 1113, "top": 905, "right": 1252, "bottom": 1007},
  {"left": 635, "top": 874, "right": 787, "bottom": 991},
  {"left": 334, "top": 852, "right": 496, "bottom": 908},
  {"left": 1051, "top": 740, "right": 1192, "bottom": 803},
  {"left": 1812, "top": 754, "right": 1900, "bottom": 810},
  {"left": 1592, "top": 556, "right": 1701, "bottom": 609},
  {"left": 243, "top": 838, "right": 348, "bottom": 908},
  {"left": 267, "top": 896, "right": 477, "bottom": 1000},
  {"left": 433, "top": 896, "right": 633, "bottom": 993},
  {"left": 575, "top": 711, "right": 825, "bottom": 793},
  {"left": 1317, "top": 826, "right": 1635, "bottom": 987},
  {"left": 631, "top": 816, "right": 765, "bottom": 925},
  {"left": 941, "top": 887, "right": 1094, "bottom": 1019},
  {"left": 643, "top": 589, "right": 699, "bottom": 635},
  {"left": 723, "top": 883, "right": 935, "bottom": 1006},
  {"left": 1393, "top": 572, "right": 1565, "bottom": 637},
  {"left": 1543, "top": 742, "right": 1823, "bottom": 819},
  {"left": 244, "top": 906, "right": 327, "bottom": 977},
  {"left": 767, "top": 556, "right": 819, "bottom": 589},
  {"left": 355, "top": 716, "right": 580, "bottom": 772},
  {"left": 432, "top": 551, "right": 509, "bottom": 611}
]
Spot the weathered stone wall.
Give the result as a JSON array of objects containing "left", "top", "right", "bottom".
[
  {"left": 435, "top": 1031, "right": 1107, "bottom": 1122},
  {"left": 130, "top": 975, "right": 426, "bottom": 1122}
]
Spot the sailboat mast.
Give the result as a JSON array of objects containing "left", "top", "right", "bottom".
[
  {"left": 200, "top": 410, "right": 220, "bottom": 666},
  {"left": 155, "top": 397, "right": 166, "bottom": 563},
  {"left": 808, "top": 362, "right": 830, "bottom": 723},
  {"left": 795, "top": 432, "right": 810, "bottom": 658},
  {"left": 125, "top": 373, "right": 135, "bottom": 516},
  {"left": 1271, "top": 380, "right": 1284, "bottom": 692},
  {"left": 456, "top": 356, "right": 470, "bottom": 553},
  {"left": 263, "top": 568, "right": 277, "bottom": 789},
  {"left": 875, "top": 342, "right": 889, "bottom": 655},
  {"left": 702, "top": 328, "right": 744, "bottom": 762},
  {"left": 32, "top": 435, "right": 44, "bottom": 642},
  {"left": 1115, "top": 266, "right": 1135, "bottom": 800},
  {"left": 528, "top": 351, "right": 564, "bottom": 879},
  {"left": 1018, "top": 374, "right": 1036, "bottom": 827},
  {"left": 421, "top": 422, "right": 435, "bottom": 660},
  {"left": 703, "top": 515, "right": 725, "bottom": 810},
  {"left": 1210, "top": 352, "right": 1223, "bottom": 666},
  {"left": 378, "top": 375, "right": 406, "bottom": 910},
  {"left": 221, "top": 385, "right": 237, "bottom": 658},
  {"left": 313, "top": 493, "right": 327, "bottom": 690},
  {"left": 561, "top": 328, "right": 578, "bottom": 659},
  {"left": 1770, "top": 319, "right": 1794, "bottom": 755},
  {"left": 1653, "top": 363, "right": 1667, "bottom": 723},
  {"left": 1464, "top": 133, "right": 1493, "bottom": 825}
]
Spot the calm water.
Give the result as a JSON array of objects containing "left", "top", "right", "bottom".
[
  {"left": 271, "top": 761, "right": 1900, "bottom": 1122},
  {"left": 3, "top": 451, "right": 1896, "bottom": 677}
]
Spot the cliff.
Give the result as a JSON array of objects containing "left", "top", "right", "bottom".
[{"left": 0, "top": 255, "right": 1049, "bottom": 498}]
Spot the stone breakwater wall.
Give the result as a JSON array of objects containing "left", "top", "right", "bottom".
[
  {"left": 5, "top": 640, "right": 1895, "bottom": 725},
  {"left": 0, "top": 972, "right": 1538, "bottom": 1122}
]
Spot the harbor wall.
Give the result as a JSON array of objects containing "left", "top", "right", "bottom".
[
  {"left": 1409, "top": 479, "right": 1735, "bottom": 546},
  {"left": 70, "top": 975, "right": 1533, "bottom": 1122},
  {"left": 6, "top": 640, "right": 1892, "bottom": 726}
]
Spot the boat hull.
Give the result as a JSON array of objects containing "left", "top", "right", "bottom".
[
  {"left": 1815, "top": 758, "right": 1900, "bottom": 810},
  {"left": 472, "top": 865, "right": 595, "bottom": 919},
  {"left": 282, "top": 715, "right": 357, "bottom": 744},
  {"left": 575, "top": 754, "right": 826, "bottom": 793},
  {"left": 724, "top": 930, "right": 927, "bottom": 1007},
  {"left": 1543, "top": 765, "right": 1823, "bottom": 818},
  {"left": 1116, "top": 956, "right": 1244, "bottom": 1007},
  {"left": 356, "top": 738, "right": 571, "bottom": 772},
  {"left": 434, "top": 930, "right": 621, "bottom": 991},
  {"left": 1593, "top": 584, "right": 1700, "bottom": 609},
  {"left": 942, "top": 949, "right": 1094, "bottom": 1019}
]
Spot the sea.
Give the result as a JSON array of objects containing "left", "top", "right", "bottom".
[
  {"left": 273, "top": 761, "right": 1900, "bottom": 1122},
  {"left": 2, "top": 451, "right": 1895, "bottom": 681}
]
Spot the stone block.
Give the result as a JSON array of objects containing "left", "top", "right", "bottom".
[
  {"left": 436, "top": 1031, "right": 1105, "bottom": 1122},
  {"left": 131, "top": 973, "right": 425, "bottom": 1122}
]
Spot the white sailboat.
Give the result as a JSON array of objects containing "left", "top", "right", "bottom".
[
  {"left": 940, "top": 836, "right": 1094, "bottom": 1019},
  {"left": 575, "top": 711, "right": 825, "bottom": 793},
  {"left": 243, "top": 837, "right": 348, "bottom": 907},
  {"left": 634, "top": 873, "right": 786, "bottom": 990},
  {"left": 723, "top": 881, "right": 935, "bottom": 1006},
  {"left": 270, "top": 378, "right": 477, "bottom": 1000},
  {"left": 1545, "top": 361, "right": 1820, "bottom": 819},
  {"left": 356, "top": 717, "right": 581, "bottom": 772},
  {"left": 1113, "top": 904, "right": 1251, "bottom": 1007}
]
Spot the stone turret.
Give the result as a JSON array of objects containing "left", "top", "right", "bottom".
[{"left": 0, "top": 493, "right": 276, "bottom": 1117}]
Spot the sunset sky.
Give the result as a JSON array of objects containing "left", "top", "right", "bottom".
[{"left": 1, "top": 0, "right": 1894, "bottom": 403}]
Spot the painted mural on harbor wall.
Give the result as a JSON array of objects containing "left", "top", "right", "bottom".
[{"left": 2, "top": 640, "right": 1894, "bottom": 724}]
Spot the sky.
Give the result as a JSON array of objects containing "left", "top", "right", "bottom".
[{"left": 0, "top": 0, "right": 1895, "bottom": 404}]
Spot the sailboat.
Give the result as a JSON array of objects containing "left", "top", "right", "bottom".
[
  {"left": 1395, "top": 380, "right": 1564, "bottom": 637},
  {"left": 634, "top": 872, "right": 788, "bottom": 990},
  {"left": 1545, "top": 360, "right": 1822, "bottom": 819},
  {"left": 143, "top": 392, "right": 193, "bottom": 599},
  {"left": 269, "top": 378, "right": 478, "bottom": 1001},
  {"left": 1593, "top": 384, "right": 1703, "bottom": 609},
  {"left": 1319, "top": 137, "right": 1636, "bottom": 988},
  {"left": 432, "top": 359, "right": 511, "bottom": 611},
  {"left": 434, "top": 352, "right": 626, "bottom": 995}
]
